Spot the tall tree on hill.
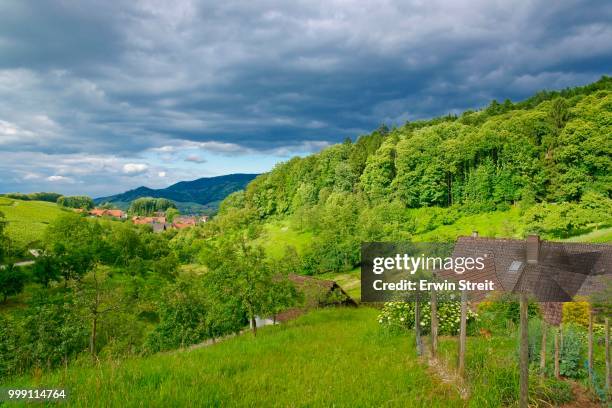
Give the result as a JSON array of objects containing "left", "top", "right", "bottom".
[
  {"left": 44, "top": 214, "right": 109, "bottom": 282},
  {"left": 203, "top": 237, "right": 299, "bottom": 336}
]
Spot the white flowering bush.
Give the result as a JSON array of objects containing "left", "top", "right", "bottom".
[{"left": 378, "top": 300, "right": 478, "bottom": 335}]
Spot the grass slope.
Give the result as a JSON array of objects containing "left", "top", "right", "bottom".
[
  {"left": 4, "top": 308, "right": 463, "bottom": 407},
  {"left": 0, "top": 197, "right": 68, "bottom": 248}
]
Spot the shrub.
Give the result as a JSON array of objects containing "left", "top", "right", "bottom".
[
  {"left": 56, "top": 195, "right": 94, "bottom": 210},
  {"left": 378, "top": 299, "right": 478, "bottom": 335},
  {"left": 559, "top": 324, "right": 587, "bottom": 378},
  {"left": 0, "top": 264, "right": 27, "bottom": 302},
  {"left": 0, "top": 314, "right": 24, "bottom": 379},
  {"left": 562, "top": 301, "right": 591, "bottom": 328}
]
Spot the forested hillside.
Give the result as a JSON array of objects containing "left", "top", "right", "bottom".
[
  {"left": 198, "top": 77, "right": 612, "bottom": 273},
  {"left": 237, "top": 77, "right": 610, "bottom": 216}
]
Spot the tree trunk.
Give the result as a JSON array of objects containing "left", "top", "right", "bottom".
[
  {"left": 415, "top": 299, "right": 423, "bottom": 357},
  {"left": 90, "top": 315, "right": 97, "bottom": 357},
  {"left": 431, "top": 290, "right": 438, "bottom": 358},
  {"left": 540, "top": 320, "right": 547, "bottom": 376},
  {"left": 554, "top": 327, "right": 560, "bottom": 379},
  {"left": 458, "top": 290, "right": 467, "bottom": 378},
  {"left": 605, "top": 317, "right": 610, "bottom": 394},
  {"left": 588, "top": 310, "right": 593, "bottom": 383},
  {"left": 251, "top": 316, "right": 257, "bottom": 337},
  {"left": 519, "top": 293, "right": 529, "bottom": 408}
]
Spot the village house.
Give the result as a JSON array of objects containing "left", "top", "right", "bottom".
[
  {"left": 437, "top": 233, "right": 611, "bottom": 325},
  {"left": 252, "top": 275, "right": 357, "bottom": 328},
  {"left": 88, "top": 208, "right": 127, "bottom": 219},
  {"left": 172, "top": 216, "right": 198, "bottom": 229}
]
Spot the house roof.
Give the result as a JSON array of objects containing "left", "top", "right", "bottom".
[
  {"left": 274, "top": 275, "right": 357, "bottom": 322},
  {"left": 437, "top": 236, "right": 611, "bottom": 325}
]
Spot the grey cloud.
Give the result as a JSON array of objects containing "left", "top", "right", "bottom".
[{"left": 0, "top": 0, "right": 610, "bottom": 195}]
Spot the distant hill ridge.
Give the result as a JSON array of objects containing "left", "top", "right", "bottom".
[{"left": 95, "top": 173, "right": 258, "bottom": 213}]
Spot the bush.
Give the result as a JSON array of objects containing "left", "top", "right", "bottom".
[
  {"left": 22, "top": 291, "right": 89, "bottom": 371},
  {"left": 0, "top": 314, "right": 24, "bottom": 379},
  {"left": 562, "top": 301, "right": 590, "bottom": 328},
  {"left": 0, "top": 264, "right": 27, "bottom": 302},
  {"left": 477, "top": 295, "right": 540, "bottom": 325},
  {"left": 378, "top": 299, "right": 478, "bottom": 335},
  {"left": 56, "top": 195, "right": 94, "bottom": 210},
  {"left": 146, "top": 280, "right": 211, "bottom": 352},
  {"left": 559, "top": 324, "right": 587, "bottom": 378}
]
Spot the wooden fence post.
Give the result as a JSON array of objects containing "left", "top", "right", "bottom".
[
  {"left": 519, "top": 293, "right": 529, "bottom": 408},
  {"left": 458, "top": 290, "right": 467, "bottom": 378},
  {"left": 540, "top": 320, "right": 547, "bottom": 377},
  {"left": 431, "top": 290, "right": 438, "bottom": 358},
  {"left": 588, "top": 309, "right": 593, "bottom": 383},
  {"left": 415, "top": 297, "right": 424, "bottom": 357},
  {"left": 554, "top": 326, "right": 560, "bottom": 379},
  {"left": 605, "top": 316, "right": 610, "bottom": 395}
]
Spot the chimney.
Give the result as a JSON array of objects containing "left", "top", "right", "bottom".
[
  {"left": 472, "top": 231, "right": 479, "bottom": 238},
  {"left": 526, "top": 235, "right": 540, "bottom": 264}
]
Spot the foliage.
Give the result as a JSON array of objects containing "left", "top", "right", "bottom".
[
  {"left": 476, "top": 294, "right": 540, "bottom": 325},
  {"left": 57, "top": 195, "right": 94, "bottom": 210},
  {"left": 21, "top": 290, "right": 89, "bottom": 372},
  {"left": 559, "top": 324, "right": 587, "bottom": 378},
  {"left": 165, "top": 207, "right": 180, "bottom": 223},
  {"left": 146, "top": 278, "right": 213, "bottom": 352},
  {"left": 1, "top": 192, "right": 62, "bottom": 203},
  {"left": 378, "top": 300, "right": 478, "bottom": 335},
  {"left": 562, "top": 300, "right": 591, "bottom": 328},
  {"left": 0, "top": 197, "right": 68, "bottom": 249},
  {"left": 202, "top": 237, "right": 300, "bottom": 334},
  {"left": 32, "top": 253, "right": 61, "bottom": 287},
  {"left": 0, "top": 210, "right": 8, "bottom": 262},
  {"left": 0, "top": 264, "right": 26, "bottom": 302},
  {"left": 2, "top": 308, "right": 467, "bottom": 407},
  {"left": 128, "top": 197, "right": 176, "bottom": 216}
]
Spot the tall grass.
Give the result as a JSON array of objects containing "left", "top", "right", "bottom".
[{"left": 2, "top": 308, "right": 463, "bottom": 407}]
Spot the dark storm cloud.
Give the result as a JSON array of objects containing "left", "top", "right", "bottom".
[{"left": 0, "top": 0, "right": 611, "bottom": 195}]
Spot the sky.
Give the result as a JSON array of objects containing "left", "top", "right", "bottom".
[{"left": 0, "top": 0, "right": 611, "bottom": 197}]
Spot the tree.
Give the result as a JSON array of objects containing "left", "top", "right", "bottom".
[
  {"left": 32, "top": 253, "right": 61, "bottom": 287},
  {"left": 0, "top": 264, "right": 26, "bottom": 302},
  {"left": 56, "top": 195, "right": 94, "bottom": 209},
  {"left": 72, "top": 265, "right": 127, "bottom": 357},
  {"left": 550, "top": 97, "right": 569, "bottom": 129},
  {"left": 128, "top": 197, "right": 176, "bottom": 216},
  {"left": 205, "top": 238, "right": 298, "bottom": 336},
  {"left": 44, "top": 214, "right": 107, "bottom": 282},
  {"left": 165, "top": 208, "right": 180, "bottom": 223}
]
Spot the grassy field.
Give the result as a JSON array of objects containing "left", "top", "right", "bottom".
[
  {"left": 2, "top": 308, "right": 464, "bottom": 407},
  {"left": 412, "top": 207, "right": 524, "bottom": 241},
  {"left": 259, "top": 219, "right": 314, "bottom": 258},
  {"left": 0, "top": 197, "right": 68, "bottom": 248},
  {"left": 564, "top": 227, "right": 612, "bottom": 243}
]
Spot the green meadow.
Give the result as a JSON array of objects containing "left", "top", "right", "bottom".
[
  {"left": 0, "top": 197, "right": 68, "bottom": 248},
  {"left": 3, "top": 308, "right": 464, "bottom": 407}
]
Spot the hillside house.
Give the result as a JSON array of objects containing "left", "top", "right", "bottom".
[
  {"left": 172, "top": 216, "right": 198, "bottom": 229},
  {"left": 274, "top": 275, "right": 357, "bottom": 323},
  {"left": 437, "top": 233, "right": 611, "bottom": 325},
  {"left": 89, "top": 208, "right": 126, "bottom": 219}
]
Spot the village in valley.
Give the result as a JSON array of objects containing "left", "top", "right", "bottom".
[{"left": 84, "top": 207, "right": 209, "bottom": 232}]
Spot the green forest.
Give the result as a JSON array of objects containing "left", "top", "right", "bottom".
[{"left": 0, "top": 78, "right": 610, "bottom": 406}]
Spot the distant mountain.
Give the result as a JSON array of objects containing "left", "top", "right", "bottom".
[{"left": 95, "top": 173, "right": 258, "bottom": 214}]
